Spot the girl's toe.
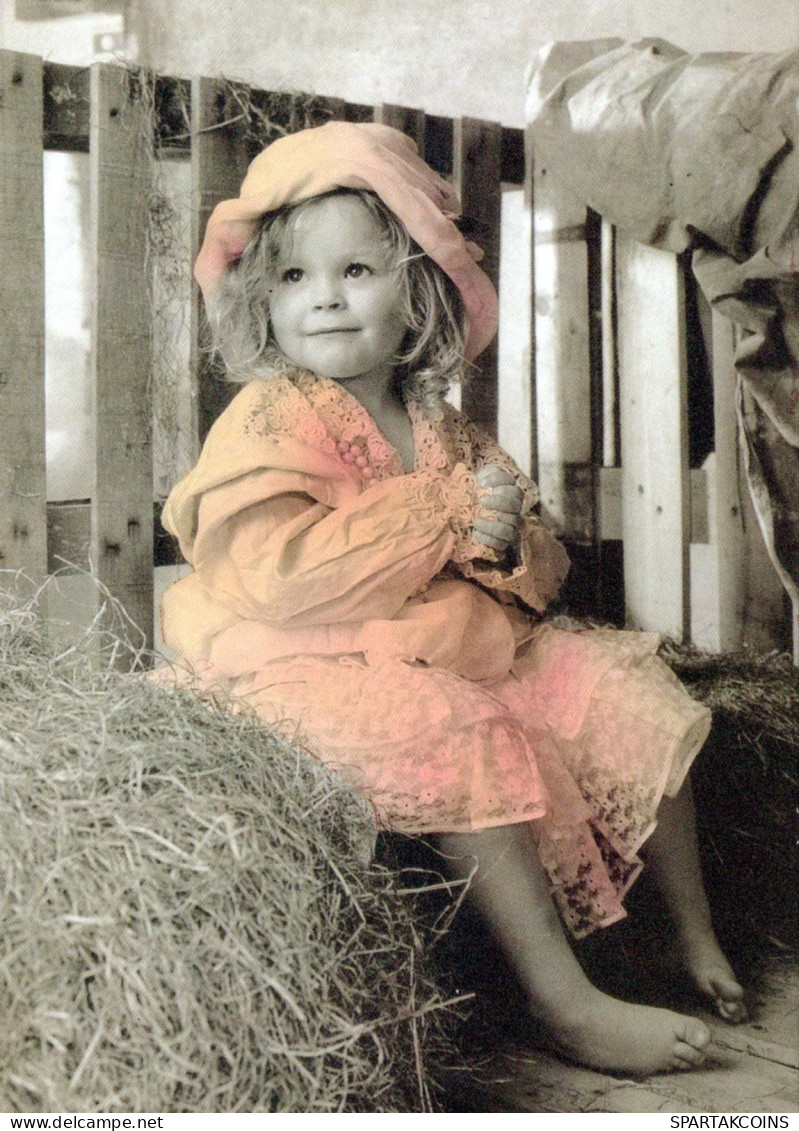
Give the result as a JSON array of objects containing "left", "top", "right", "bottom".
[
  {"left": 682, "top": 1017, "right": 712, "bottom": 1051},
  {"left": 672, "top": 1046, "right": 706, "bottom": 1070},
  {"left": 718, "top": 998, "right": 748, "bottom": 1023},
  {"left": 709, "top": 973, "right": 747, "bottom": 1023},
  {"left": 671, "top": 1018, "right": 711, "bottom": 1070}
]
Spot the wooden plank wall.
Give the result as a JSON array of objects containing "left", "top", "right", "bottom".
[{"left": 0, "top": 52, "right": 47, "bottom": 587}]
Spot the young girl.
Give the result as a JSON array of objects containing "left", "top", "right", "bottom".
[{"left": 160, "top": 121, "right": 745, "bottom": 1076}]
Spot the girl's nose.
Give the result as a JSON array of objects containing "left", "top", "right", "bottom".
[{"left": 311, "top": 276, "right": 345, "bottom": 310}]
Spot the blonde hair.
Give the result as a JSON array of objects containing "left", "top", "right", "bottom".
[{"left": 206, "top": 189, "right": 466, "bottom": 417}]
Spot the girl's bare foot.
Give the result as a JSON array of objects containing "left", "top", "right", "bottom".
[
  {"left": 680, "top": 934, "right": 747, "bottom": 1022},
  {"left": 545, "top": 988, "right": 712, "bottom": 1075},
  {"left": 644, "top": 785, "right": 747, "bottom": 1023}
]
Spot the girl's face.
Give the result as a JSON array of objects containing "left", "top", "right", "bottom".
[{"left": 268, "top": 194, "right": 407, "bottom": 386}]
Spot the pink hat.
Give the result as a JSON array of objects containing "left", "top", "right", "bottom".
[{"left": 194, "top": 121, "right": 498, "bottom": 361}]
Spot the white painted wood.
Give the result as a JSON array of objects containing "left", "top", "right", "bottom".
[
  {"left": 616, "top": 234, "right": 690, "bottom": 639},
  {"left": 0, "top": 50, "right": 47, "bottom": 586},
  {"left": 600, "top": 217, "right": 617, "bottom": 468},
  {"left": 532, "top": 151, "right": 593, "bottom": 540},
  {"left": 498, "top": 185, "right": 533, "bottom": 475},
  {"left": 690, "top": 310, "right": 747, "bottom": 651},
  {"left": 600, "top": 466, "right": 706, "bottom": 545},
  {"left": 521, "top": 123, "right": 539, "bottom": 482}
]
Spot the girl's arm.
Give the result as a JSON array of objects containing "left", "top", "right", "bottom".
[{"left": 192, "top": 463, "right": 483, "bottom": 628}]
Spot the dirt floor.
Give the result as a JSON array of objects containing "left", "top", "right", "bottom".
[{"left": 450, "top": 956, "right": 798, "bottom": 1112}]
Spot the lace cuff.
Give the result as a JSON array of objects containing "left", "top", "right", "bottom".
[
  {"left": 407, "top": 462, "right": 483, "bottom": 545},
  {"left": 458, "top": 515, "right": 571, "bottom": 612}
]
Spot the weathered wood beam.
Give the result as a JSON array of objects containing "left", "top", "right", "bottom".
[
  {"left": 89, "top": 62, "right": 154, "bottom": 654},
  {"left": 0, "top": 50, "right": 47, "bottom": 585},
  {"left": 454, "top": 116, "right": 502, "bottom": 436}
]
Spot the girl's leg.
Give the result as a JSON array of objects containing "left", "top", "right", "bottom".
[
  {"left": 438, "top": 822, "right": 711, "bottom": 1074},
  {"left": 644, "top": 780, "right": 746, "bottom": 1021}
]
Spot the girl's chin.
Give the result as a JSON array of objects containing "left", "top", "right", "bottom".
[{"left": 306, "top": 366, "right": 391, "bottom": 385}]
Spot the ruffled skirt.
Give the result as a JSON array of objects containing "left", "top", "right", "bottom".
[{"left": 228, "top": 622, "right": 710, "bottom": 937}]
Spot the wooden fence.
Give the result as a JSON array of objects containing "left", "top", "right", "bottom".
[{"left": 0, "top": 50, "right": 794, "bottom": 661}]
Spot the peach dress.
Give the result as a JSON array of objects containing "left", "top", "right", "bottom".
[{"left": 160, "top": 371, "right": 711, "bottom": 937}]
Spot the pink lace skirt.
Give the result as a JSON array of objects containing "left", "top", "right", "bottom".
[{"left": 229, "top": 622, "right": 710, "bottom": 937}]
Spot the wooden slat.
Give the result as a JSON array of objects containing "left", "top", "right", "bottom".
[
  {"left": 497, "top": 183, "right": 534, "bottom": 477},
  {"left": 90, "top": 62, "right": 153, "bottom": 654},
  {"left": 532, "top": 150, "right": 594, "bottom": 541},
  {"left": 689, "top": 309, "right": 747, "bottom": 650},
  {"left": 453, "top": 116, "right": 502, "bottom": 435},
  {"left": 189, "top": 76, "right": 253, "bottom": 447},
  {"left": 374, "top": 103, "right": 425, "bottom": 152},
  {"left": 616, "top": 234, "right": 690, "bottom": 639},
  {"left": 0, "top": 50, "right": 47, "bottom": 585},
  {"left": 600, "top": 218, "right": 618, "bottom": 468},
  {"left": 520, "top": 125, "right": 538, "bottom": 481}
]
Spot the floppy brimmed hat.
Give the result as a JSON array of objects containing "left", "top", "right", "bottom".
[{"left": 194, "top": 121, "right": 499, "bottom": 361}]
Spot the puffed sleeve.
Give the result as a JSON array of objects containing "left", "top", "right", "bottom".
[
  {"left": 441, "top": 407, "right": 571, "bottom": 612},
  {"left": 192, "top": 462, "right": 484, "bottom": 628}
]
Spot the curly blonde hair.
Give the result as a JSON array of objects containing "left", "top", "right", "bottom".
[{"left": 206, "top": 189, "right": 466, "bottom": 417}]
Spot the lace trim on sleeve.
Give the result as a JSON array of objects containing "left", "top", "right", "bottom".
[
  {"left": 405, "top": 463, "right": 482, "bottom": 543},
  {"left": 442, "top": 404, "right": 540, "bottom": 509}
]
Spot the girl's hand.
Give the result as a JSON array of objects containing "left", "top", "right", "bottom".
[{"left": 472, "top": 465, "right": 524, "bottom": 554}]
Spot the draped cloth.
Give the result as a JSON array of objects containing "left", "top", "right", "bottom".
[
  {"left": 156, "top": 371, "right": 711, "bottom": 936},
  {"left": 525, "top": 38, "right": 799, "bottom": 608}
]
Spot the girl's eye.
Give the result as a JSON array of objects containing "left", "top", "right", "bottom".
[
  {"left": 281, "top": 268, "right": 304, "bottom": 283},
  {"left": 345, "top": 263, "right": 371, "bottom": 279}
]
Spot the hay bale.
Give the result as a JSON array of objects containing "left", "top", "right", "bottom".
[{"left": 0, "top": 590, "right": 457, "bottom": 1113}]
